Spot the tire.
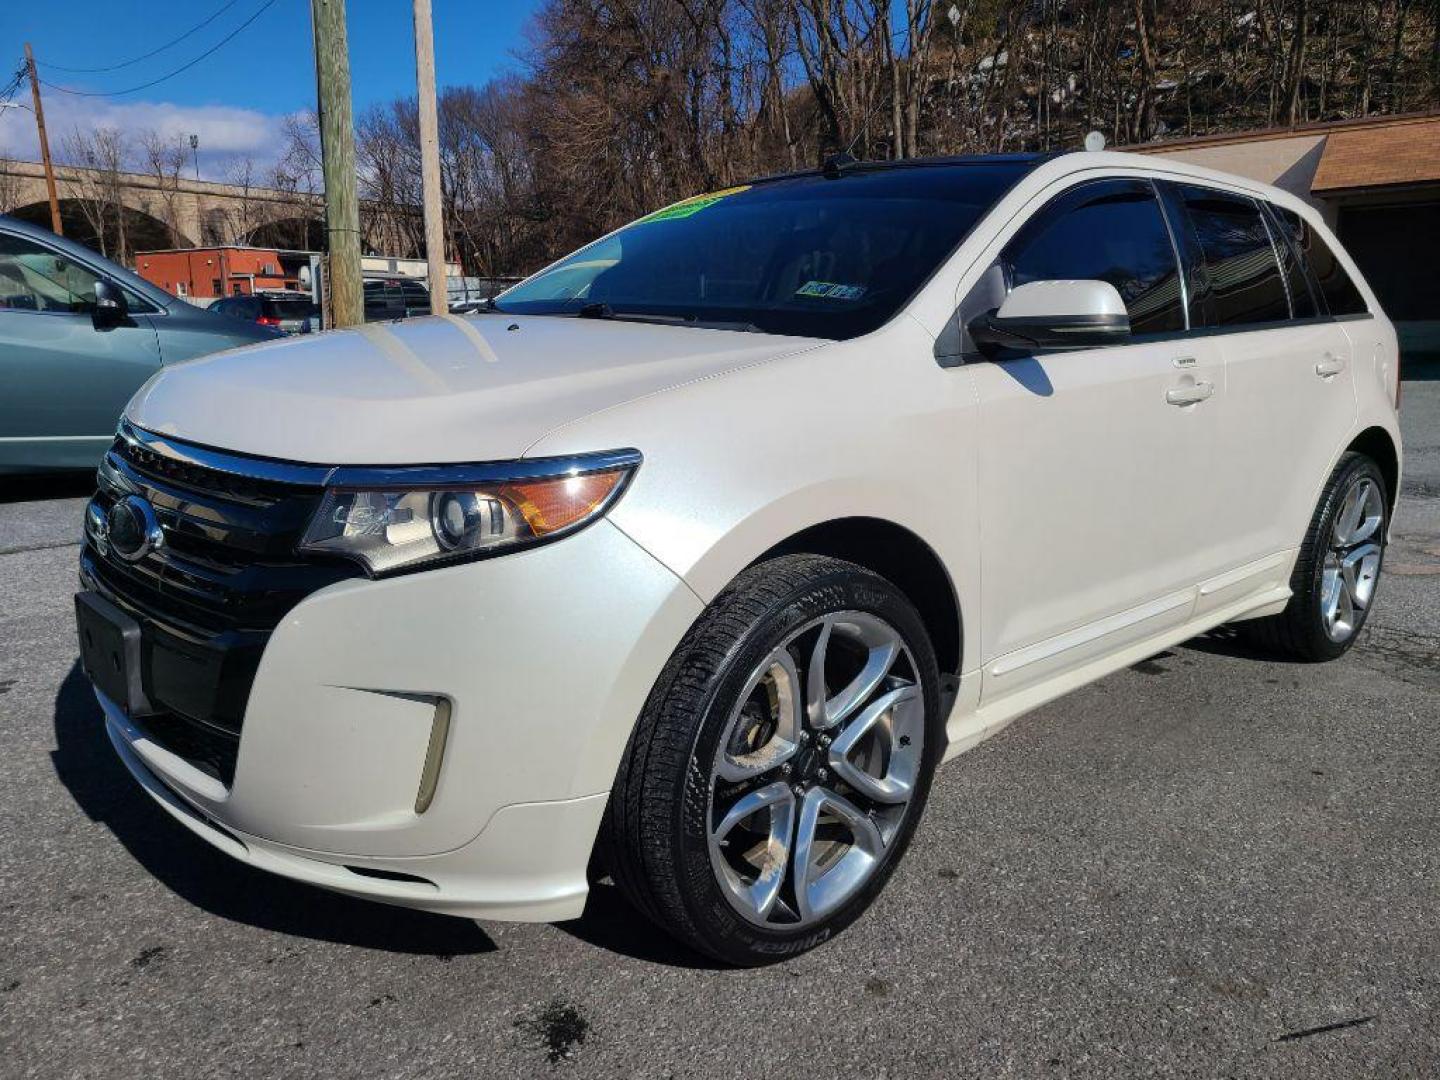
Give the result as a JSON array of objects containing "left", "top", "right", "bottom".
[
  {"left": 606, "top": 554, "right": 943, "bottom": 966},
  {"left": 1242, "top": 452, "right": 1387, "bottom": 661}
]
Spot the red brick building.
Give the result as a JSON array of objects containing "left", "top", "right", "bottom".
[{"left": 135, "top": 246, "right": 309, "bottom": 301}]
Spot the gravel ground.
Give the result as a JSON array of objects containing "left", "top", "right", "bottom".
[{"left": 0, "top": 381, "right": 1436, "bottom": 1079}]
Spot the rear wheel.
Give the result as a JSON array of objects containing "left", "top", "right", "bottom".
[
  {"left": 606, "top": 554, "right": 942, "bottom": 965},
  {"left": 1243, "top": 452, "right": 1387, "bottom": 660}
]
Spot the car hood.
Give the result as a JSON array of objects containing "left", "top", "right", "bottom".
[{"left": 126, "top": 313, "right": 823, "bottom": 464}]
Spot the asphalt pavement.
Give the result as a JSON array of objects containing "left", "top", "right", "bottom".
[{"left": 1, "top": 381, "right": 1436, "bottom": 1079}]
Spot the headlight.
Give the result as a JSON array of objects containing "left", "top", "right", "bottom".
[{"left": 298, "top": 450, "right": 640, "bottom": 575}]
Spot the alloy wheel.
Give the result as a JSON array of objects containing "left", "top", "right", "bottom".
[
  {"left": 1320, "top": 474, "right": 1384, "bottom": 643},
  {"left": 706, "top": 611, "right": 924, "bottom": 928}
]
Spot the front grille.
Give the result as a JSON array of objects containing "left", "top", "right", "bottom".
[{"left": 83, "top": 424, "right": 361, "bottom": 784}]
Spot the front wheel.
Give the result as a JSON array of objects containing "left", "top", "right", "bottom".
[
  {"left": 606, "top": 554, "right": 943, "bottom": 965},
  {"left": 1243, "top": 452, "right": 1387, "bottom": 660}
]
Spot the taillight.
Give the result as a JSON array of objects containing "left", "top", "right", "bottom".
[{"left": 256, "top": 316, "right": 281, "bottom": 327}]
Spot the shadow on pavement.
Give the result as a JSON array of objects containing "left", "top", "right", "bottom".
[
  {"left": 1, "top": 472, "right": 96, "bottom": 505},
  {"left": 557, "top": 881, "right": 726, "bottom": 971},
  {"left": 51, "top": 661, "right": 495, "bottom": 957},
  {"left": 1178, "top": 623, "right": 1308, "bottom": 663}
]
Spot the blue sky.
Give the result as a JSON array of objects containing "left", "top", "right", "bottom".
[{"left": 1, "top": 0, "right": 541, "bottom": 178}]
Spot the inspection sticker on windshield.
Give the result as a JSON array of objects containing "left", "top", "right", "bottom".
[
  {"left": 796, "top": 280, "right": 867, "bottom": 301},
  {"left": 641, "top": 185, "right": 750, "bottom": 223}
]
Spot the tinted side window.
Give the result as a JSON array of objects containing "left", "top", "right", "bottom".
[
  {"left": 1273, "top": 206, "right": 1367, "bottom": 317},
  {"left": 1262, "top": 204, "right": 1317, "bottom": 319},
  {"left": 1178, "top": 186, "right": 1288, "bottom": 327},
  {"left": 1003, "top": 179, "right": 1184, "bottom": 335}
]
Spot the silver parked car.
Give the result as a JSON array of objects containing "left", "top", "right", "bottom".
[{"left": 0, "top": 214, "right": 280, "bottom": 473}]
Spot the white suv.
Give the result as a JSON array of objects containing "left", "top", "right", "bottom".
[{"left": 76, "top": 151, "right": 1401, "bottom": 965}]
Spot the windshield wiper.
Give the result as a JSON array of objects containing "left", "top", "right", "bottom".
[
  {"left": 575, "top": 302, "right": 682, "bottom": 327},
  {"left": 574, "top": 303, "right": 765, "bottom": 333}
]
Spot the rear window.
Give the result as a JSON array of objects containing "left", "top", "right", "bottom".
[
  {"left": 263, "top": 298, "right": 315, "bottom": 318},
  {"left": 216, "top": 297, "right": 258, "bottom": 318},
  {"left": 1177, "top": 186, "right": 1289, "bottom": 327},
  {"left": 1272, "top": 207, "right": 1368, "bottom": 317},
  {"left": 497, "top": 163, "right": 1033, "bottom": 340}
]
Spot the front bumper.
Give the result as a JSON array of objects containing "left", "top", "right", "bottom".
[
  {"left": 93, "top": 519, "right": 704, "bottom": 920},
  {"left": 103, "top": 696, "right": 607, "bottom": 921}
]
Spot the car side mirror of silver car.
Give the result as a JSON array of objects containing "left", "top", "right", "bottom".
[
  {"left": 968, "top": 279, "right": 1130, "bottom": 355},
  {"left": 92, "top": 279, "right": 130, "bottom": 330}
]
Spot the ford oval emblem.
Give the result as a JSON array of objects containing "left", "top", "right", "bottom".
[{"left": 106, "top": 495, "right": 164, "bottom": 563}]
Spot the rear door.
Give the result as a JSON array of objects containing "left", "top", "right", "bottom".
[
  {"left": 0, "top": 230, "right": 160, "bottom": 470},
  {"left": 1163, "top": 185, "right": 1359, "bottom": 587},
  {"left": 965, "top": 177, "right": 1226, "bottom": 703}
]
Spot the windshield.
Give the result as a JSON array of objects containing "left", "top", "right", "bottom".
[{"left": 495, "top": 163, "right": 1031, "bottom": 340}]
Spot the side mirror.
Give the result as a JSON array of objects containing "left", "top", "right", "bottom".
[
  {"left": 968, "top": 279, "right": 1130, "bottom": 355},
  {"left": 92, "top": 279, "right": 129, "bottom": 330}
]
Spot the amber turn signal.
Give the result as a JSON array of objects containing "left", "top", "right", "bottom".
[{"left": 501, "top": 470, "right": 626, "bottom": 537}]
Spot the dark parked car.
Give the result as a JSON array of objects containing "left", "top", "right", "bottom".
[
  {"left": 210, "top": 292, "right": 318, "bottom": 335},
  {"left": 0, "top": 214, "right": 281, "bottom": 473},
  {"left": 363, "top": 277, "right": 432, "bottom": 321}
]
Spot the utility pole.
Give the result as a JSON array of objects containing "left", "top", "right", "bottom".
[
  {"left": 309, "top": 0, "right": 363, "bottom": 328},
  {"left": 413, "top": 0, "right": 447, "bottom": 315},
  {"left": 23, "top": 44, "right": 62, "bottom": 236},
  {"left": 189, "top": 134, "right": 201, "bottom": 181}
]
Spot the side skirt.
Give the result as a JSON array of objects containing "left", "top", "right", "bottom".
[{"left": 940, "top": 581, "right": 1294, "bottom": 764}]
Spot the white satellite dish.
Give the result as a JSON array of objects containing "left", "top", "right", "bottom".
[{"left": 1084, "top": 130, "right": 1107, "bottom": 152}]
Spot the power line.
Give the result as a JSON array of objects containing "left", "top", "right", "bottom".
[
  {"left": 0, "top": 63, "right": 26, "bottom": 105},
  {"left": 39, "top": 0, "right": 278, "bottom": 98},
  {"left": 40, "top": 0, "right": 243, "bottom": 73}
]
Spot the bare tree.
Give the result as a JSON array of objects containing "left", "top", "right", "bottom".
[
  {"left": 222, "top": 156, "right": 264, "bottom": 244},
  {"left": 59, "top": 126, "right": 130, "bottom": 263},
  {"left": 0, "top": 149, "right": 21, "bottom": 214},
  {"left": 319, "top": 0, "right": 1440, "bottom": 279},
  {"left": 140, "top": 130, "right": 189, "bottom": 247},
  {"left": 265, "top": 112, "right": 325, "bottom": 249}
]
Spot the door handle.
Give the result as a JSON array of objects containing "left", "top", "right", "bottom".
[
  {"left": 1315, "top": 355, "right": 1347, "bottom": 378},
  {"left": 1166, "top": 380, "right": 1214, "bottom": 406}
]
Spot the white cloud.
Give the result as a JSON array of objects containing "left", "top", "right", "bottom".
[{"left": 0, "top": 96, "right": 291, "bottom": 181}]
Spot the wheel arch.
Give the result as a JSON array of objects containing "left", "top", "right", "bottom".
[
  {"left": 750, "top": 516, "right": 963, "bottom": 676},
  {"left": 1346, "top": 426, "right": 1400, "bottom": 514}
]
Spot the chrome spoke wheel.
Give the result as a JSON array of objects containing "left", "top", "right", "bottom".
[
  {"left": 706, "top": 611, "right": 924, "bottom": 928},
  {"left": 1322, "top": 475, "right": 1385, "bottom": 643}
]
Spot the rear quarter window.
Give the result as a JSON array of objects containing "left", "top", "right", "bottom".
[{"left": 1272, "top": 206, "right": 1368, "bottom": 317}]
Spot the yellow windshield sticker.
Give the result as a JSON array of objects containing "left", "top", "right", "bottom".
[{"left": 641, "top": 185, "right": 751, "bottom": 223}]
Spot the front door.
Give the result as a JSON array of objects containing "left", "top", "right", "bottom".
[
  {"left": 0, "top": 231, "right": 160, "bottom": 470},
  {"left": 963, "top": 178, "right": 1226, "bottom": 703}
]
